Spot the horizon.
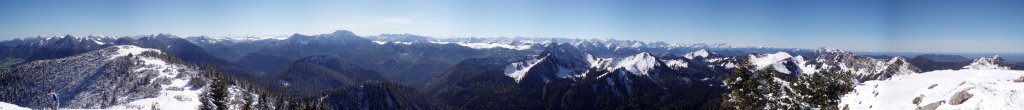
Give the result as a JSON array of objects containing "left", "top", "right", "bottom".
[
  {"left": 6, "top": 30, "right": 1024, "bottom": 56},
  {"left": 1, "top": 0, "right": 1023, "bottom": 54}
]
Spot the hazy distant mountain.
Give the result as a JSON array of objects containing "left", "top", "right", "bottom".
[
  {"left": 261, "top": 55, "right": 387, "bottom": 96},
  {"left": 918, "top": 54, "right": 972, "bottom": 63}
]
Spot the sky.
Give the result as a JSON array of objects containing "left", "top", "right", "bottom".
[{"left": 0, "top": 0, "right": 1022, "bottom": 53}]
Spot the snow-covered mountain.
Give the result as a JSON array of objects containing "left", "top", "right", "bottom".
[
  {"left": 503, "top": 43, "right": 684, "bottom": 84},
  {"left": 840, "top": 69, "right": 1024, "bottom": 109},
  {"left": 744, "top": 48, "right": 922, "bottom": 81},
  {"left": 963, "top": 55, "right": 1011, "bottom": 70},
  {"left": 0, "top": 45, "right": 207, "bottom": 109},
  {"left": 428, "top": 42, "right": 725, "bottom": 109},
  {"left": 4, "top": 30, "right": 1021, "bottom": 109}
]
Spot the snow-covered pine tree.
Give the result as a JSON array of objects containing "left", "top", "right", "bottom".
[{"left": 200, "top": 65, "right": 229, "bottom": 110}]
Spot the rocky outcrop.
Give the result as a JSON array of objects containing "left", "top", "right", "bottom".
[
  {"left": 949, "top": 89, "right": 974, "bottom": 105},
  {"left": 916, "top": 100, "right": 944, "bottom": 110}
]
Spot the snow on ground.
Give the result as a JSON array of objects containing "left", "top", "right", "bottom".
[
  {"left": 0, "top": 102, "right": 31, "bottom": 110},
  {"left": 840, "top": 69, "right": 1024, "bottom": 110},
  {"left": 105, "top": 47, "right": 203, "bottom": 110},
  {"left": 108, "top": 45, "right": 162, "bottom": 60},
  {"left": 613, "top": 52, "right": 660, "bottom": 76},
  {"left": 748, "top": 52, "right": 816, "bottom": 74},
  {"left": 683, "top": 49, "right": 711, "bottom": 59},
  {"left": 749, "top": 52, "right": 794, "bottom": 70},
  {"left": 665, "top": 60, "right": 688, "bottom": 68},
  {"left": 504, "top": 58, "right": 545, "bottom": 83}
]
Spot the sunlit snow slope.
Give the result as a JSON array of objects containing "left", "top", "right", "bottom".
[
  {"left": 840, "top": 69, "right": 1024, "bottom": 110},
  {"left": 0, "top": 102, "right": 30, "bottom": 110}
]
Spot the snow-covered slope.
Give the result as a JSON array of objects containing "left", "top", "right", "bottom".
[
  {"left": 748, "top": 52, "right": 815, "bottom": 74},
  {"left": 503, "top": 45, "right": 671, "bottom": 83},
  {"left": 839, "top": 69, "right": 1024, "bottom": 110},
  {"left": 0, "top": 45, "right": 206, "bottom": 109},
  {"left": 504, "top": 57, "right": 546, "bottom": 82},
  {"left": 612, "top": 52, "right": 662, "bottom": 76},
  {"left": 683, "top": 49, "right": 711, "bottom": 59},
  {"left": 741, "top": 47, "right": 924, "bottom": 81},
  {"left": 0, "top": 102, "right": 30, "bottom": 110},
  {"left": 105, "top": 46, "right": 204, "bottom": 109}
]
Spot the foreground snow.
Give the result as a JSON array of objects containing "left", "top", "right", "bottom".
[
  {"left": 0, "top": 102, "right": 30, "bottom": 110},
  {"left": 840, "top": 69, "right": 1024, "bottom": 110}
]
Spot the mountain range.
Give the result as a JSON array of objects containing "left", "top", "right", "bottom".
[{"left": 1, "top": 30, "right": 1021, "bottom": 109}]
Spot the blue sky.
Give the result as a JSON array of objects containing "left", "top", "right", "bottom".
[{"left": 0, "top": 0, "right": 1022, "bottom": 53}]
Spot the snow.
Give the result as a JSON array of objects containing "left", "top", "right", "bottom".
[
  {"left": 839, "top": 69, "right": 1024, "bottom": 110},
  {"left": 684, "top": 49, "right": 711, "bottom": 59},
  {"left": 454, "top": 42, "right": 532, "bottom": 50},
  {"left": 93, "top": 39, "right": 105, "bottom": 45},
  {"left": 105, "top": 48, "right": 203, "bottom": 110},
  {"left": 587, "top": 54, "right": 613, "bottom": 69},
  {"left": 613, "top": 52, "right": 660, "bottom": 76},
  {"left": 817, "top": 47, "right": 848, "bottom": 54},
  {"left": 108, "top": 45, "right": 162, "bottom": 60},
  {"left": 373, "top": 41, "right": 413, "bottom": 45},
  {"left": 665, "top": 60, "right": 688, "bottom": 68},
  {"left": 504, "top": 58, "right": 545, "bottom": 83},
  {"left": 0, "top": 102, "right": 30, "bottom": 110},
  {"left": 749, "top": 52, "right": 794, "bottom": 70},
  {"left": 963, "top": 55, "right": 1009, "bottom": 70},
  {"left": 197, "top": 35, "right": 289, "bottom": 43},
  {"left": 555, "top": 66, "right": 577, "bottom": 78},
  {"left": 748, "top": 52, "right": 814, "bottom": 74}
]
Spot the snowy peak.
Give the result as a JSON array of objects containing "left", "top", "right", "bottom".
[
  {"left": 749, "top": 52, "right": 795, "bottom": 70},
  {"left": 816, "top": 47, "right": 851, "bottom": 55},
  {"left": 963, "top": 55, "right": 1010, "bottom": 70},
  {"left": 503, "top": 43, "right": 596, "bottom": 83},
  {"left": 366, "top": 34, "right": 435, "bottom": 43},
  {"left": 286, "top": 30, "right": 365, "bottom": 42},
  {"left": 3, "top": 35, "right": 115, "bottom": 47},
  {"left": 612, "top": 52, "right": 664, "bottom": 76},
  {"left": 504, "top": 58, "right": 545, "bottom": 83},
  {"left": 683, "top": 49, "right": 713, "bottom": 59},
  {"left": 747, "top": 52, "right": 817, "bottom": 75},
  {"left": 185, "top": 35, "right": 287, "bottom": 43},
  {"left": 881, "top": 56, "right": 921, "bottom": 77}
]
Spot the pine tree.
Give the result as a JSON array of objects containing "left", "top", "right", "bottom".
[
  {"left": 721, "top": 56, "right": 856, "bottom": 109},
  {"left": 791, "top": 71, "right": 855, "bottom": 109},
  {"left": 201, "top": 65, "right": 229, "bottom": 110},
  {"left": 721, "top": 57, "right": 766, "bottom": 109},
  {"left": 720, "top": 57, "right": 785, "bottom": 109}
]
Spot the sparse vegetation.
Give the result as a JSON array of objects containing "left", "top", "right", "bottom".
[{"left": 721, "top": 57, "right": 855, "bottom": 109}]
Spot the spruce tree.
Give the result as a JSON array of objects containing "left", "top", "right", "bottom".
[
  {"left": 201, "top": 65, "right": 229, "bottom": 110},
  {"left": 721, "top": 57, "right": 768, "bottom": 109}
]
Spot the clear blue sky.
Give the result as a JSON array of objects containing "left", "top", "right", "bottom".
[{"left": 0, "top": 0, "right": 1022, "bottom": 53}]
